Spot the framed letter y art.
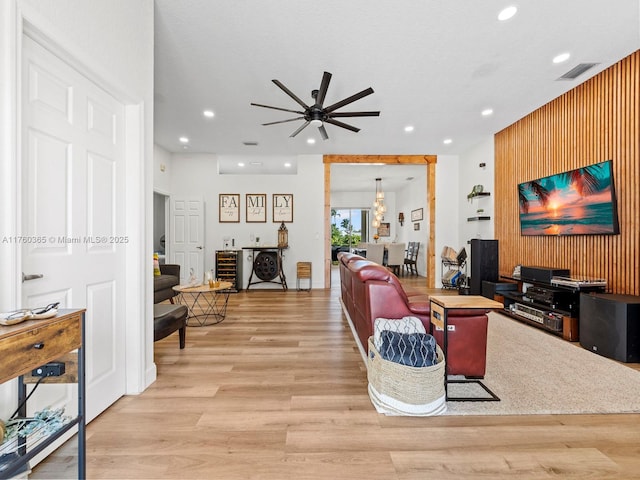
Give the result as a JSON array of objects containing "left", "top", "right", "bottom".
[
  {"left": 219, "top": 194, "right": 240, "bottom": 223},
  {"left": 246, "top": 194, "right": 267, "bottom": 223},
  {"left": 272, "top": 194, "right": 293, "bottom": 223}
]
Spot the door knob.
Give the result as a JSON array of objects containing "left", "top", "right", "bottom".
[
  {"left": 196, "top": 246, "right": 203, "bottom": 250},
  {"left": 22, "top": 273, "right": 44, "bottom": 282}
]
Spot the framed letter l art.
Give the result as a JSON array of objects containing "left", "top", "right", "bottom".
[
  {"left": 219, "top": 194, "right": 240, "bottom": 223},
  {"left": 272, "top": 194, "right": 293, "bottom": 223}
]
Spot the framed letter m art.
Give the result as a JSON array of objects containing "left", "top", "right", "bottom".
[
  {"left": 246, "top": 194, "right": 266, "bottom": 223},
  {"left": 219, "top": 194, "right": 240, "bottom": 223}
]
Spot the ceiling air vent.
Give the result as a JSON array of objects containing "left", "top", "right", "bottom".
[
  {"left": 557, "top": 63, "right": 598, "bottom": 80},
  {"left": 243, "top": 141, "right": 259, "bottom": 146}
]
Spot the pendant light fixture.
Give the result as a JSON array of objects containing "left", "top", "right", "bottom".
[{"left": 372, "top": 177, "right": 386, "bottom": 228}]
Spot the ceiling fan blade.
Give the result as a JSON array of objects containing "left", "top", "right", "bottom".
[
  {"left": 290, "top": 121, "right": 310, "bottom": 137},
  {"left": 262, "top": 117, "right": 305, "bottom": 126},
  {"left": 272, "top": 80, "right": 310, "bottom": 110},
  {"left": 251, "top": 103, "right": 305, "bottom": 115},
  {"left": 329, "top": 111, "right": 380, "bottom": 118},
  {"left": 319, "top": 125, "right": 329, "bottom": 140},
  {"left": 323, "top": 87, "right": 374, "bottom": 113},
  {"left": 324, "top": 118, "right": 360, "bottom": 133},
  {"left": 315, "top": 71, "right": 332, "bottom": 107}
]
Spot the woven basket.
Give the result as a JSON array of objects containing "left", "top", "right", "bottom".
[{"left": 367, "top": 336, "right": 445, "bottom": 407}]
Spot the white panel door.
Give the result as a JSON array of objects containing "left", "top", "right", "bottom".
[
  {"left": 170, "top": 198, "right": 204, "bottom": 283},
  {"left": 21, "top": 36, "right": 126, "bottom": 422}
]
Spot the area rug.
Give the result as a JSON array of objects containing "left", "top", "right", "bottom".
[{"left": 445, "top": 312, "right": 640, "bottom": 416}]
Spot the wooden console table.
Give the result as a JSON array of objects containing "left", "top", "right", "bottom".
[
  {"left": 0, "top": 309, "right": 86, "bottom": 479},
  {"left": 242, "top": 246, "right": 288, "bottom": 290},
  {"left": 429, "top": 296, "right": 502, "bottom": 402}
]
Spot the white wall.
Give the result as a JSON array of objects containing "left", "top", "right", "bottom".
[
  {"left": 154, "top": 143, "right": 172, "bottom": 194},
  {"left": 395, "top": 173, "right": 428, "bottom": 276},
  {"left": 170, "top": 153, "right": 326, "bottom": 289},
  {"left": 434, "top": 155, "right": 461, "bottom": 287},
  {"left": 456, "top": 137, "right": 496, "bottom": 286},
  {"left": 163, "top": 153, "right": 467, "bottom": 288},
  {"left": 459, "top": 136, "right": 495, "bottom": 243}
]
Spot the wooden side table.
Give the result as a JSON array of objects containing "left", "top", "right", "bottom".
[
  {"left": 0, "top": 309, "right": 86, "bottom": 478},
  {"left": 429, "top": 295, "right": 503, "bottom": 402}
]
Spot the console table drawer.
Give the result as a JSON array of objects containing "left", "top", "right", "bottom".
[{"left": 0, "top": 313, "right": 82, "bottom": 384}]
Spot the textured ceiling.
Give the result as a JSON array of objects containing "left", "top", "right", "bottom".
[{"left": 153, "top": 1, "right": 639, "bottom": 190}]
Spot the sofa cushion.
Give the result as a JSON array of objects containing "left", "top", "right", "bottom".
[{"left": 380, "top": 331, "right": 438, "bottom": 367}]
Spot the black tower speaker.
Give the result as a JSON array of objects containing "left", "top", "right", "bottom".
[
  {"left": 579, "top": 293, "right": 640, "bottom": 362},
  {"left": 469, "top": 239, "right": 498, "bottom": 295}
]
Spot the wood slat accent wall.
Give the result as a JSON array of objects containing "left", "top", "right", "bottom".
[{"left": 495, "top": 50, "right": 639, "bottom": 295}]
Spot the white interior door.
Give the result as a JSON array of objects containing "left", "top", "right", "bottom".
[
  {"left": 170, "top": 198, "right": 205, "bottom": 283},
  {"left": 21, "top": 36, "right": 126, "bottom": 421}
]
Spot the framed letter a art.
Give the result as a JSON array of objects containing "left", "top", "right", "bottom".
[{"left": 219, "top": 193, "right": 240, "bottom": 223}]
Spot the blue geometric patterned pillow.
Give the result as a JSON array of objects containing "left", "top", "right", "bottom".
[{"left": 379, "top": 330, "right": 438, "bottom": 367}]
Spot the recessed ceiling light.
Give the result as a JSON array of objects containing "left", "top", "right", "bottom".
[
  {"left": 443, "top": 138, "right": 453, "bottom": 145},
  {"left": 284, "top": 162, "right": 292, "bottom": 168},
  {"left": 404, "top": 125, "right": 414, "bottom": 133},
  {"left": 553, "top": 52, "right": 571, "bottom": 64},
  {"left": 179, "top": 136, "right": 189, "bottom": 143},
  {"left": 238, "top": 162, "right": 245, "bottom": 167},
  {"left": 203, "top": 110, "right": 215, "bottom": 118},
  {"left": 307, "top": 138, "right": 316, "bottom": 145},
  {"left": 481, "top": 108, "right": 494, "bottom": 117},
  {"left": 498, "top": 6, "right": 517, "bottom": 21}
]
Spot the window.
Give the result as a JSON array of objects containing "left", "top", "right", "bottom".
[{"left": 331, "top": 208, "right": 369, "bottom": 247}]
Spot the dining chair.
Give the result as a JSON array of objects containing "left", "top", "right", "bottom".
[
  {"left": 404, "top": 242, "right": 420, "bottom": 275},
  {"left": 385, "top": 242, "right": 406, "bottom": 276},
  {"left": 365, "top": 243, "right": 385, "bottom": 266}
]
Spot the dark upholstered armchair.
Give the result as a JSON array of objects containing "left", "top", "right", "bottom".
[{"left": 154, "top": 264, "right": 180, "bottom": 304}]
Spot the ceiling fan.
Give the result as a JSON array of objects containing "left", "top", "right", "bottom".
[{"left": 251, "top": 71, "right": 380, "bottom": 140}]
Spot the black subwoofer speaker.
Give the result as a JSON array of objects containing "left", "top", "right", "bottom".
[
  {"left": 470, "top": 239, "right": 498, "bottom": 295},
  {"left": 579, "top": 293, "right": 640, "bottom": 362}
]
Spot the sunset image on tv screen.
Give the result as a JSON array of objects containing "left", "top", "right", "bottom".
[{"left": 518, "top": 160, "right": 619, "bottom": 236}]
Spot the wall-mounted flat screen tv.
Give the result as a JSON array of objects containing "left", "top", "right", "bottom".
[{"left": 518, "top": 159, "right": 619, "bottom": 236}]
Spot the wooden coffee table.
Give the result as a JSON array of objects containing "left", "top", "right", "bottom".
[{"left": 173, "top": 282, "right": 233, "bottom": 326}]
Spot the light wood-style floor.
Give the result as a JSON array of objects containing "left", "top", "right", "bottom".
[{"left": 33, "top": 268, "right": 640, "bottom": 479}]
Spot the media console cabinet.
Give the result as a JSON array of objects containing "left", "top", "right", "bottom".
[{"left": 493, "top": 276, "right": 605, "bottom": 341}]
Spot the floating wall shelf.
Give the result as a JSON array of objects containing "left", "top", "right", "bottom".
[{"left": 468, "top": 192, "right": 491, "bottom": 199}]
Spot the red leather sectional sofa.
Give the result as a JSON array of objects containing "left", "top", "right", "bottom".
[{"left": 338, "top": 252, "right": 489, "bottom": 377}]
